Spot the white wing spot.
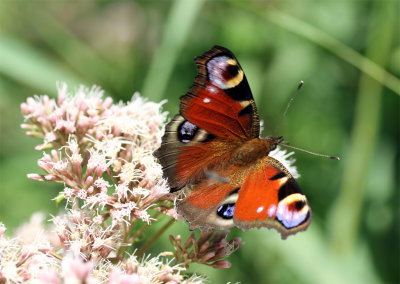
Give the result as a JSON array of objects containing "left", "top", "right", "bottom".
[
  {"left": 203, "top": 98, "right": 211, "bottom": 103},
  {"left": 256, "top": 206, "right": 264, "bottom": 213},
  {"left": 268, "top": 205, "right": 276, "bottom": 217},
  {"left": 208, "top": 86, "right": 217, "bottom": 93}
]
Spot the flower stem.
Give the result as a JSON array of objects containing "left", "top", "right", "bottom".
[
  {"left": 129, "top": 211, "right": 162, "bottom": 243},
  {"left": 141, "top": 0, "right": 205, "bottom": 101},
  {"left": 49, "top": 251, "right": 63, "bottom": 260},
  {"left": 116, "top": 219, "right": 136, "bottom": 258},
  {"left": 106, "top": 168, "right": 118, "bottom": 185},
  {"left": 329, "top": 0, "right": 396, "bottom": 254},
  {"left": 136, "top": 218, "right": 176, "bottom": 258}
]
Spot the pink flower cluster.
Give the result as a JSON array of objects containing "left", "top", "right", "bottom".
[
  {"left": 21, "top": 83, "right": 175, "bottom": 227},
  {"left": 170, "top": 230, "right": 243, "bottom": 269},
  {"left": 0, "top": 221, "right": 204, "bottom": 283},
  {"left": 1, "top": 83, "right": 244, "bottom": 283}
]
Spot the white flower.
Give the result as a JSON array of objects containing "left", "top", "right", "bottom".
[
  {"left": 62, "top": 187, "right": 75, "bottom": 199},
  {"left": 87, "top": 149, "right": 109, "bottom": 172},
  {"left": 64, "top": 138, "right": 82, "bottom": 164},
  {"left": 269, "top": 146, "right": 300, "bottom": 178},
  {"left": 94, "top": 177, "right": 111, "bottom": 192},
  {"left": 119, "top": 162, "right": 142, "bottom": 184},
  {"left": 140, "top": 155, "right": 163, "bottom": 182},
  {"left": 52, "top": 159, "right": 68, "bottom": 172},
  {"left": 114, "top": 184, "right": 130, "bottom": 200},
  {"left": 94, "top": 137, "right": 127, "bottom": 159},
  {"left": 134, "top": 210, "right": 154, "bottom": 224}
]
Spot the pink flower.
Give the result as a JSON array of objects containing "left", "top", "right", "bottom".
[
  {"left": 15, "top": 83, "right": 240, "bottom": 283},
  {"left": 108, "top": 269, "right": 141, "bottom": 284}
]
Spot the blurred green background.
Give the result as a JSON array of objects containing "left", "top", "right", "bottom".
[{"left": 0, "top": 0, "right": 398, "bottom": 283}]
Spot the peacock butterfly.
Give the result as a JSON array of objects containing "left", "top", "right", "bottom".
[{"left": 154, "top": 46, "right": 311, "bottom": 239}]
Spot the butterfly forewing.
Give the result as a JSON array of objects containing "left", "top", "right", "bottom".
[
  {"left": 155, "top": 46, "right": 260, "bottom": 189},
  {"left": 180, "top": 45, "right": 260, "bottom": 139}
]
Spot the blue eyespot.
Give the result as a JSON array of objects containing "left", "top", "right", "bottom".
[
  {"left": 217, "top": 203, "right": 235, "bottom": 219},
  {"left": 178, "top": 120, "right": 198, "bottom": 143}
]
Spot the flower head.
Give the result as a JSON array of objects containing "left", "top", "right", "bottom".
[{"left": 14, "top": 83, "right": 241, "bottom": 283}]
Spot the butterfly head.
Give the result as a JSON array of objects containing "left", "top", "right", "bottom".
[{"left": 264, "top": 136, "right": 283, "bottom": 153}]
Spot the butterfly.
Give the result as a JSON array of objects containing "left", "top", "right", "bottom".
[{"left": 154, "top": 46, "right": 311, "bottom": 239}]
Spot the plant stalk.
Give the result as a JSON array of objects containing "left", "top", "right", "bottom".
[{"left": 136, "top": 218, "right": 176, "bottom": 258}]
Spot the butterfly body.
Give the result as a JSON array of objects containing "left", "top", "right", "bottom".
[
  {"left": 228, "top": 136, "right": 283, "bottom": 167},
  {"left": 155, "top": 46, "right": 311, "bottom": 239}
]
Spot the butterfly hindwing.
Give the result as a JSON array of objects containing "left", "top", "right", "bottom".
[
  {"left": 178, "top": 157, "right": 311, "bottom": 239},
  {"left": 233, "top": 157, "right": 311, "bottom": 239},
  {"left": 178, "top": 182, "right": 238, "bottom": 230}
]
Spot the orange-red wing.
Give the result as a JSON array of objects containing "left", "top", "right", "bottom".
[
  {"left": 177, "top": 181, "right": 238, "bottom": 230},
  {"left": 186, "top": 182, "right": 234, "bottom": 209},
  {"left": 234, "top": 165, "right": 282, "bottom": 221},
  {"left": 179, "top": 45, "right": 261, "bottom": 140},
  {"left": 175, "top": 140, "right": 237, "bottom": 188},
  {"left": 233, "top": 160, "right": 311, "bottom": 239},
  {"left": 183, "top": 84, "right": 252, "bottom": 139}
]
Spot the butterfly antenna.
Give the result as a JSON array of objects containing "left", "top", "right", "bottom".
[
  {"left": 273, "top": 81, "right": 304, "bottom": 135},
  {"left": 280, "top": 142, "right": 340, "bottom": 160}
]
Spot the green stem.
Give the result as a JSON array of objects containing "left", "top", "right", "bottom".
[
  {"left": 116, "top": 219, "right": 136, "bottom": 258},
  {"left": 129, "top": 211, "right": 162, "bottom": 243},
  {"left": 105, "top": 168, "right": 118, "bottom": 186},
  {"left": 329, "top": 0, "right": 396, "bottom": 253},
  {"left": 141, "top": 0, "right": 205, "bottom": 101},
  {"left": 228, "top": 1, "right": 400, "bottom": 96},
  {"left": 136, "top": 218, "right": 176, "bottom": 258}
]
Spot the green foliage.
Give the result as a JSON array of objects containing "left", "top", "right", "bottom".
[{"left": 0, "top": 0, "right": 398, "bottom": 283}]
